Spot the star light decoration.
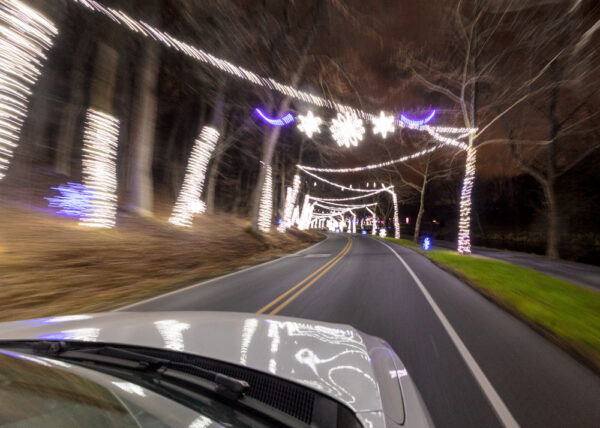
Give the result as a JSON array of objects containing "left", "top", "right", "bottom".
[
  {"left": 330, "top": 111, "right": 365, "bottom": 148},
  {"left": 297, "top": 110, "right": 322, "bottom": 138},
  {"left": 371, "top": 111, "right": 395, "bottom": 138}
]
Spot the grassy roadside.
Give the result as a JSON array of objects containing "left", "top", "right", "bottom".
[
  {"left": 0, "top": 203, "right": 323, "bottom": 322},
  {"left": 383, "top": 237, "right": 600, "bottom": 374}
]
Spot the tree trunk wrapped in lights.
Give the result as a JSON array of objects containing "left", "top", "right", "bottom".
[
  {"left": 0, "top": 0, "right": 57, "bottom": 180},
  {"left": 257, "top": 163, "right": 273, "bottom": 232},
  {"left": 79, "top": 109, "right": 120, "bottom": 228},
  {"left": 279, "top": 174, "right": 301, "bottom": 232},
  {"left": 169, "top": 126, "right": 220, "bottom": 227},
  {"left": 457, "top": 146, "right": 476, "bottom": 254}
]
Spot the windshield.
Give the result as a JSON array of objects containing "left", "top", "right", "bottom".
[{"left": 0, "top": 352, "right": 223, "bottom": 428}]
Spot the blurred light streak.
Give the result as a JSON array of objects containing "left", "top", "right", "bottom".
[
  {"left": 169, "top": 126, "right": 219, "bottom": 227},
  {"left": 45, "top": 183, "right": 93, "bottom": 218},
  {"left": 79, "top": 109, "right": 119, "bottom": 228},
  {"left": 0, "top": 0, "right": 57, "bottom": 180}
]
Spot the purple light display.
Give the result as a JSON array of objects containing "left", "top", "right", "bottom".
[
  {"left": 45, "top": 183, "right": 93, "bottom": 218},
  {"left": 399, "top": 109, "right": 436, "bottom": 127},
  {"left": 254, "top": 108, "right": 295, "bottom": 126}
]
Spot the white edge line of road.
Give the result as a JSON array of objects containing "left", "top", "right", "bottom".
[
  {"left": 115, "top": 233, "right": 332, "bottom": 311},
  {"left": 375, "top": 239, "right": 519, "bottom": 428}
]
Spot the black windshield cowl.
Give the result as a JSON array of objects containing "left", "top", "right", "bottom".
[{"left": 31, "top": 341, "right": 250, "bottom": 400}]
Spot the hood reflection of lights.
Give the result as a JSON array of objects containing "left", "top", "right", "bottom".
[
  {"left": 112, "top": 381, "right": 146, "bottom": 397},
  {"left": 154, "top": 320, "right": 190, "bottom": 351},
  {"left": 38, "top": 327, "right": 100, "bottom": 342},
  {"left": 240, "top": 318, "right": 258, "bottom": 365},
  {"left": 188, "top": 416, "right": 213, "bottom": 428},
  {"left": 0, "top": 350, "right": 52, "bottom": 366},
  {"left": 294, "top": 348, "right": 376, "bottom": 405}
]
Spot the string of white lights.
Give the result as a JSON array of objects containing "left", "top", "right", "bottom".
[
  {"left": 424, "top": 128, "right": 468, "bottom": 150},
  {"left": 308, "top": 188, "right": 391, "bottom": 202},
  {"left": 300, "top": 169, "right": 387, "bottom": 192},
  {"left": 457, "top": 146, "right": 476, "bottom": 254},
  {"left": 169, "top": 126, "right": 220, "bottom": 227},
  {"left": 297, "top": 146, "right": 439, "bottom": 173},
  {"left": 314, "top": 201, "right": 378, "bottom": 209},
  {"left": 79, "top": 109, "right": 119, "bottom": 228},
  {"left": 68, "top": 0, "right": 476, "bottom": 139},
  {"left": 0, "top": 0, "right": 58, "bottom": 180},
  {"left": 257, "top": 163, "right": 273, "bottom": 232}
]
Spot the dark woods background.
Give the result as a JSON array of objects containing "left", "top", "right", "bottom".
[{"left": 4, "top": 0, "right": 600, "bottom": 263}]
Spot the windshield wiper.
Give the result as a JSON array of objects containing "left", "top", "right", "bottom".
[
  {"left": 0, "top": 340, "right": 311, "bottom": 428},
  {"left": 31, "top": 341, "right": 249, "bottom": 400}
]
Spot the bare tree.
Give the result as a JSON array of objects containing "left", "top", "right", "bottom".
[{"left": 394, "top": 0, "right": 599, "bottom": 257}]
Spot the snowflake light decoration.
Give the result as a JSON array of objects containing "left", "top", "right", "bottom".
[
  {"left": 297, "top": 110, "right": 322, "bottom": 138},
  {"left": 379, "top": 228, "right": 387, "bottom": 238},
  {"left": 330, "top": 112, "right": 365, "bottom": 148},
  {"left": 371, "top": 111, "right": 395, "bottom": 138}
]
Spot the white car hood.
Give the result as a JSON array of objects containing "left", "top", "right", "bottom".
[{"left": 0, "top": 311, "right": 383, "bottom": 414}]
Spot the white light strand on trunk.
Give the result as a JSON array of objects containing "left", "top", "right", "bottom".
[
  {"left": 279, "top": 174, "right": 300, "bottom": 232},
  {"left": 298, "top": 195, "right": 312, "bottom": 230},
  {"left": 67, "top": 0, "right": 476, "bottom": 141},
  {"left": 297, "top": 146, "right": 438, "bottom": 173},
  {"left": 0, "top": 0, "right": 58, "bottom": 180},
  {"left": 366, "top": 207, "right": 377, "bottom": 235},
  {"left": 169, "top": 126, "right": 219, "bottom": 227},
  {"left": 291, "top": 205, "right": 300, "bottom": 227},
  {"left": 277, "top": 186, "right": 292, "bottom": 232},
  {"left": 257, "top": 163, "right": 273, "bottom": 232},
  {"left": 389, "top": 189, "right": 400, "bottom": 240},
  {"left": 79, "top": 109, "right": 120, "bottom": 228},
  {"left": 457, "top": 146, "right": 476, "bottom": 254}
]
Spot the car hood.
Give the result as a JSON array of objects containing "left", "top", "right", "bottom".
[{"left": 0, "top": 311, "right": 383, "bottom": 414}]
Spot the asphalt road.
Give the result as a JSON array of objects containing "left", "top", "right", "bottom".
[
  {"left": 434, "top": 240, "right": 600, "bottom": 292},
  {"left": 123, "top": 233, "right": 600, "bottom": 427}
]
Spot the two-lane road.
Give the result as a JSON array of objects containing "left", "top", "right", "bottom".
[{"left": 122, "top": 233, "right": 600, "bottom": 427}]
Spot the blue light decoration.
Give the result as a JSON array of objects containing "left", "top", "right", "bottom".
[
  {"left": 399, "top": 109, "right": 436, "bottom": 127},
  {"left": 45, "top": 183, "right": 93, "bottom": 218},
  {"left": 254, "top": 108, "right": 295, "bottom": 126},
  {"left": 423, "top": 236, "right": 432, "bottom": 251},
  {"left": 361, "top": 230, "right": 367, "bottom": 235}
]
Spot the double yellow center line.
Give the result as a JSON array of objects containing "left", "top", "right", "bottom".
[{"left": 257, "top": 237, "right": 353, "bottom": 315}]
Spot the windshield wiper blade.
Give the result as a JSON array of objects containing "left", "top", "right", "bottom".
[{"left": 31, "top": 341, "right": 250, "bottom": 399}]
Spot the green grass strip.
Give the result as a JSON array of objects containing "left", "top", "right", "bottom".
[{"left": 383, "top": 237, "right": 600, "bottom": 372}]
